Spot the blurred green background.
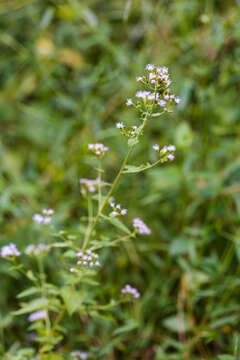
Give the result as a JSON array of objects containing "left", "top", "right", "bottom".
[{"left": 0, "top": 0, "right": 240, "bottom": 359}]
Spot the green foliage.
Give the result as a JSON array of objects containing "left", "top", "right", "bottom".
[{"left": 0, "top": 0, "right": 240, "bottom": 359}]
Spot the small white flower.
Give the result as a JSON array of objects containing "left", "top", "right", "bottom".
[
  {"left": 167, "top": 145, "right": 176, "bottom": 151},
  {"left": 126, "top": 98, "right": 133, "bottom": 106},
  {"left": 110, "top": 211, "right": 118, "bottom": 217},
  {"left": 152, "top": 144, "right": 160, "bottom": 151},
  {"left": 135, "top": 90, "right": 150, "bottom": 99},
  {"left": 116, "top": 122, "right": 124, "bottom": 129},
  {"left": 168, "top": 154, "right": 175, "bottom": 161},
  {"left": 147, "top": 93, "right": 155, "bottom": 101},
  {"left": 32, "top": 214, "right": 44, "bottom": 223},
  {"left": 158, "top": 100, "right": 166, "bottom": 107},
  {"left": 161, "top": 146, "right": 168, "bottom": 154},
  {"left": 146, "top": 64, "right": 155, "bottom": 71},
  {"left": 28, "top": 310, "right": 47, "bottom": 322},
  {"left": 121, "top": 209, "right": 127, "bottom": 215},
  {"left": 136, "top": 76, "right": 143, "bottom": 82},
  {"left": 175, "top": 96, "right": 181, "bottom": 104}
]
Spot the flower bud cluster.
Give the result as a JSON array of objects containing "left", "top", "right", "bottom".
[
  {"left": 133, "top": 218, "right": 151, "bottom": 235},
  {"left": 88, "top": 143, "right": 108, "bottom": 157},
  {"left": 126, "top": 64, "right": 181, "bottom": 113},
  {"left": 153, "top": 144, "right": 176, "bottom": 161},
  {"left": 70, "top": 250, "right": 100, "bottom": 272},
  {"left": 80, "top": 178, "right": 100, "bottom": 195},
  {"left": 109, "top": 201, "right": 127, "bottom": 217},
  {"left": 32, "top": 209, "right": 54, "bottom": 224},
  {"left": 116, "top": 122, "right": 141, "bottom": 139},
  {"left": 1, "top": 243, "right": 21, "bottom": 258},
  {"left": 121, "top": 284, "right": 140, "bottom": 298},
  {"left": 25, "top": 243, "right": 50, "bottom": 256}
]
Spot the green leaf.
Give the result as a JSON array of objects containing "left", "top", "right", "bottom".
[
  {"left": 163, "top": 315, "right": 191, "bottom": 333},
  {"left": 113, "top": 319, "right": 139, "bottom": 335},
  {"left": 60, "top": 286, "right": 83, "bottom": 315},
  {"left": 12, "top": 298, "right": 48, "bottom": 315},
  {"left": 102, "top": 215, "right": 131, "bottom": 234},
  {"left": 128, "top": 138, "right": 139, "bottom": 147},
  {"left": 17, "top": 287, "right": 40, "bottom": 299}
]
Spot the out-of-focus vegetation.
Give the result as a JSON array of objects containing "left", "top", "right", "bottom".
[{"left": 0, "top": 0, "right": 240, "bottom": 359}]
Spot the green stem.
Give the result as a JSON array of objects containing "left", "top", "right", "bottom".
[
  {"left": 82, "top": 145, "right": 133, "bottom": 250},
  {"left": 98, "top": 159, "right": 102, "bottom": 211},
  {"left": 37, "top": 257, "right": 51, "bottom": 337},
  {"left": 83, "top": 194, "right": 93, "bottom": 245},
  {"left": 82, "top": 101, "right": 160, "bottom": 250}
]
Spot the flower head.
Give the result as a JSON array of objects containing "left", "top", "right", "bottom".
[
  {"left": 80, "top": 178, "right": 100, "bottom": 195},
  {"left": 28, "top": 310, "right": 47, "bottom": 322},
  {"left": 1, "top": 243, "right": 20, "bottom": 258},
  {"left": 121, "top": 284, "right": 140, "bottom": 298},
  {"left": 133, "top": 218, "right": 151, "bottom": 235},
  {"left": 25, "top": 243, "right": 50, "bottom": 256},
  {"left": 33, "top": 209, "right": 54, "bottom": 225},
  {"left": 109, "top": 200, "right": 127, "bottom": 217},
  {"left": 71, "top": 351, "right": 88, "bottom": 360},
  {"left": 88, "top": 143, "right": 108, "bottom": 157},
  {"left": 76, "top": 250, "right": 101, "bottom": 269},
  {"left": 126, "top": 98, "right": 133, "bottom": 106}
]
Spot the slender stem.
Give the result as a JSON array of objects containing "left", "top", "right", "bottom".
[
  {"left": 83, "top": 195, "right": 93, "bottom": 244},
  {"left": 82, "top": 102, "right": 160, "bottom": 250},
  {"left": 82, "top": 145, "right": 134, "bottom": 250},
  {"left": 37, "top": 257, "right": 51, "bottom": 336},
  {"left": 98, "top": 159, "right": 102, "bottom": 211},
  {"left": 51, "top": 305, "right": 66, "bottom": 334}
]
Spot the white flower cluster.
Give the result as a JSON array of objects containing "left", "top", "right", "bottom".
[
  {"left": 28, "top": 310, "right": 47, "bottom": 322},
  {"left": 32, "top": 209, "right": 54, "bottom": 224},
  {"left": 109, "top": 201, "right": 127, "bottom": 217},
  {"left": 121, "top": 284, "right": 140, "bottom": 298},
  {"left": 25, "top": 243, "right": 50, "bottom": 256},
  {"left": 126, "top": 64, "right": 181, "bottom": 110},
  {"left": 80, "top": 178, "right": 100, "bottom": 194},
  {"left": 71, "top": 351, "right": 88, "bottom": 360},
  {"left": 1, "top": 243, "right": 21, "bottom": 258},
  {"left": 133, "top": 218, "right": 151, "bottom": 235},
  {"left": 145, "top": 64, "right": 171, "bottom": 86},
  {"left": 70, "top": 250, "right": 100, "bottom": 272},
  {"left": 88, "top": 143, "right": 108, "bottom": 157},
  {"left": 153, "top": 144, "right": 176, "bottom": 161}
]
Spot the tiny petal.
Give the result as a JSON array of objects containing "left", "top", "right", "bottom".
[
  {"left": 116, "top": 122, "right": 124, "bottom": 129},
  {"left": 158, "top": 100, "right": 166, "bottom": 107},
  {"left": 146, "top": 64, "right": 155, "bottom": 71},
  {"left": 168, "top": 154, "right": 175, "bottom": 161},
  {"left": 126, "top": 98, "right": 133, "bottom": 106}
]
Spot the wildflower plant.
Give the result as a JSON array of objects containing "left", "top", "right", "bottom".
[{"left": 1, "top": 64, "right": 180, "bottom": 358}]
